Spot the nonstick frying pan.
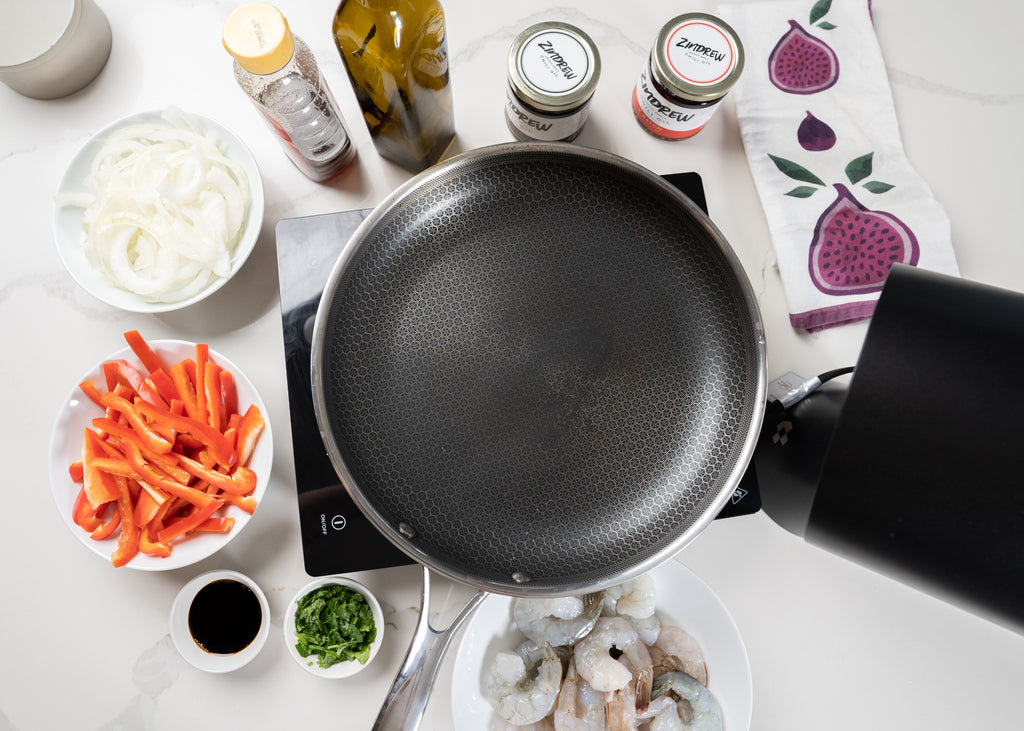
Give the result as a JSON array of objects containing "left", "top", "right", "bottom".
[{"left": 311, "top": 143, "right": 765, "bottom": 728}]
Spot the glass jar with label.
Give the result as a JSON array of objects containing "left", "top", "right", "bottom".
[
  {"left": 633, "top": 13, "right": 744, "bottom": 140},
  {"left": 505, "top": 22, "right": 601, "bottom": 143}
]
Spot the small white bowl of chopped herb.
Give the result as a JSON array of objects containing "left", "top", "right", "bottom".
[{"left": 284, "top": 576, "right": 385, "bottom": 678}]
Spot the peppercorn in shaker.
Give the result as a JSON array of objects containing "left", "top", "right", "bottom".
[{"left": 223, "top": 2, "right": 357, "bottom": 182}]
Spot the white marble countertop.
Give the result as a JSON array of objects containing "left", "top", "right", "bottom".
[{"left": 3, "top": 0, "right": 1023, "bottom": 729}]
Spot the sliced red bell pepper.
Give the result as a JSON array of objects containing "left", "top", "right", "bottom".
[
  {"left": 91, "top": 418, "right": 186, "bottom": 481},
  {"left": 78, "top": 380, "right": 105, "bottom": 408},
  {"left": 98, "top": 393, "right": 174, "bottom": 455},
  {"left": 138, "top": 523, "right": 172, "bottom": 558},
  {"left": 90, "top": 503, "right": 121, "bottom": 540},
  {"left": 196, "top": 517, "right": 235, "bottom": 532},
  {"left": 72, "top": 486, "right": 104, "bottom": 531},
  {"left": 89, "top": 456, "right": 133, "bottom": 478},
  {"left": 102, "top": 360, "right": 119, "bottom": 393},
  {"left": 110, "top": 359, "right": 168, "bottom": 407},
  {"left": 175, "top": 454, "right": 257, "bottom": 495},
  {"left": 123, "top": 329, "right": 166, "bottom": 374},
  {"left": 133, "top": 485, "right": 163, "bottom": 528},
  {"left": 82, "top": 429, "right": 120, "bottom": 508},
  {"left": 136, "top": 479, "right": 169, "bottom": 506},
  {"left": 235, "top": 404, "right": 265, "bottom": 467},
  {"left": 220, "top": 370, "right": 238, "bottom": 421},
  {"left": 110, "top": 475, "right": 140, "bottom": 567},
  {"left": 122, "top": 447, "right": 218, "bottom": 509},
  {"left": 195, "top": 344, "right": 208, "bottom": 426},
  {"left": 134, "top": 399, "right": 236, "bottom": 468},
  {"left": 146, "top": 470, "right": 217, "bottom": 509},
  {"left": 148, "top": 368, "right": 179, "bottom": 405},
  {"left": 157, "top": 498, "right": 224, "bottom": 543},
  {"left": 203, "top": 359, "right": 223, "bottom": 432},
  {"left": 168, "top": 361, "right": 199, "bottom": 420},
  {"left": 69, "top": 332, "right": 265, "bottom": 565},
  {"left": 220, "top": 491, "right": 257, "bottom": 515}
]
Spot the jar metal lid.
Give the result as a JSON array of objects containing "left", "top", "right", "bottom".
[
  {"left": 508, "top": 22, "right": 601, "bottom": 113},
  {"left": 651, "top": 12, "right": 744, "bottom": 103}
]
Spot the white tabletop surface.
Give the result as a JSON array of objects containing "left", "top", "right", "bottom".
[{"left": 3, "top": 0, "right": 1023, "bottom": 729}]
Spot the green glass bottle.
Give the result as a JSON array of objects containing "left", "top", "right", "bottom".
[{"left": 332, "top": 0, "right": 456, "bottom": 173}]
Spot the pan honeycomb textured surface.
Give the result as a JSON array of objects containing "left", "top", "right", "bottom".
[{"left": 315, "top": 147, "right": 763, "bottom": 595}]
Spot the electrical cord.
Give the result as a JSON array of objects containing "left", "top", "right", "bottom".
[
  {"left": 777, "top": 366, "right": 855, "bottom": 409},
  {"left": 815, "top": 366, "right": 855, "bottom": 385}
]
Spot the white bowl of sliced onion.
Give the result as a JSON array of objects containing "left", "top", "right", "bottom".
[{"left": 52, "top": 107, "right": 264, "bottom": 313}]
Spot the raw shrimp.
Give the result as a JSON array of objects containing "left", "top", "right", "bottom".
[
  {"left": 603, "top": 575, "right": 657, "bottom": 619},
  {"left": 574, "top": 616, "right": 653, "bottom": 694},
  {"left": 513, "top": 592, "right": 604, "bottom": 647},
  {"left": 649, "top": 671, "right": 723, "bottom": 731},
  {"left": 553, "top": 657, "right": 606, "bottom": 731},
  {"left": 484, "top": 639, "right": 563, "bottom": 726},
  {"left": 653, "top": 625, "right": 708, "bottom": 686},
  {"left": 491, "top": 718, "right": 555, "bottom": 731},
  {"left": 629, "top": 613, "right": 661, "bottom": 646}
]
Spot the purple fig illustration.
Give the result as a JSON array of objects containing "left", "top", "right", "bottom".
[
  {"left": 798, "top": 111, "right": 836, "bottom": 151},
  {"left": 769, "top": 20, "right": 839, "bottom": 94},
  {"left": 809, "top": 184, "right": 919, "bottom": 296}
]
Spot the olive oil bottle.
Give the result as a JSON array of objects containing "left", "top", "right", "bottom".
[{"left": 332, "top": 0, "right": 455, "bottom": 173}]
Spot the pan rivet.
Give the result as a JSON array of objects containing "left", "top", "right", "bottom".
[
  {"left": 511, "top": 571, "right": 534, "bottom": 584},
  {"left": 399, "top": 522, "right": 417, "bottom": 539}
]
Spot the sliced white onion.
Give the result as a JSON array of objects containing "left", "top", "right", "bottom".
[{"left": 60, "top": 108, "right": 251, "bottom": 303}]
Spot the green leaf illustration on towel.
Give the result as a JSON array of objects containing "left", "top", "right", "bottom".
[
  {"left": 844, "top": 153, "right": 894, "bottom": 192},
  {"left": 863, "top": 181, "right": 895, "bottom": 194},
  {"left": 845, "top": 153, "right": 873, "bottom": 183},
  {"left": 809, "top": 0, "right": 832, "bottom": 26},
  {"left": 769, "top": 154, "right": 826, "bottom": 186}
]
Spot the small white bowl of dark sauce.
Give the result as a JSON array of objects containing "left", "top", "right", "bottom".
[{"left": 170, "top": 569, "right": 270, "bottom": 673}]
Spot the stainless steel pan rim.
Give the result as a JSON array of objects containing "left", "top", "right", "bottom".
[{"left": 311, "top": 142, "right": 766, "bottom": 599}]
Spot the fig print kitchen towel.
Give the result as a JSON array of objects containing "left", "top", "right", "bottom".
[{"left": 718, "top": 0, "right": 958, "bottom": 331}]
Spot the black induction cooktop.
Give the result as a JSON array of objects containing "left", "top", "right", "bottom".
[{"left": 275, "top": 171, "right": 760, "bottom": 577}]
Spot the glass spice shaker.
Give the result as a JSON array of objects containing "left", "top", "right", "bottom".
[{"left": 223, "top": 2, "right": 357, "bottom": 182}]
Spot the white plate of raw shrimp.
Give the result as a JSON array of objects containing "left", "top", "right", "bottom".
[{"left": 450, "top": 559, "right": 752, "bottom": 730}]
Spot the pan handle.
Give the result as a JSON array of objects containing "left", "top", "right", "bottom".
[{"left": 373, "top": 566, "right": 487, "bottom": 731}]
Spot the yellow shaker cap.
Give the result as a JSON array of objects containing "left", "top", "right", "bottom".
[{"left": 223, "top": 2, "right": 295, "bottom": 75}]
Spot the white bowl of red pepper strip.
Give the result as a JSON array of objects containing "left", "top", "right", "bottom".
[
  {"left": 47, "top": 332, "right": 273, "bottom": 570},
  {"left": 284, "top": 576, "right": 386, "bottom": 678}
]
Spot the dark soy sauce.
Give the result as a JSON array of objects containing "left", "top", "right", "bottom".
[{"left": 188, "top": 579, "right": 262, "bottom": 654}]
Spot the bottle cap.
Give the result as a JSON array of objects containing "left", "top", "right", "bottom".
[
  {"left": 222, "top": 2, "right": 295, "bottom": 75},
  {"left": 507, "top": 22, "right": 601, "bottom": 113},
  {"left": 651, "top": 13, "right": 744, "bottom": 103}
]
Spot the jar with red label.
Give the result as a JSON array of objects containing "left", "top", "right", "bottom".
[{"left": 633, "top": 13, "right": 744, "bottom": 140}]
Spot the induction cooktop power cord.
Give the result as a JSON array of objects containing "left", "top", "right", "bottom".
[{"left": 771, "top": 366, "right": 855, "bottom": 411}]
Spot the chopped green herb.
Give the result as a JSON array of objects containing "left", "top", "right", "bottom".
[{"left": 293, "top": 584, "right": 377, "bottom": 668}]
